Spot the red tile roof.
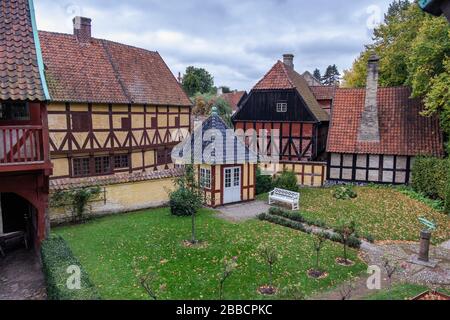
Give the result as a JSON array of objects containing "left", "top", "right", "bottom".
[
  {"left": 252, "top": 61, "right": 329, "bottom": 122},
  {"left": 309, "top": 85, "right": 336, "bottom": 101},
  {"left": 327, "top": 87, "right": 444, "bottom": 156},
  {"left": 0, "top": 0, "right": 46, "bottom": 101},
  {"left": 220, "top": 91, "right": 246, "bottom": 111},
  {"left": 39, "top": 31, "right": 191, "bottom": 106}
]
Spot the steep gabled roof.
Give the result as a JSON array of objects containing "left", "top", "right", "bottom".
[
  {"left": 252, "top": 61, "right": 329, "bottom": 122},
  {"left": 176, "top": 111, "right": 257, "bottom": 165},
  {"left": 0, "top": 0, "right": 48, "bottom": 101},
  {"left": 38, "top": 31, "right": 192, "bottom": 106},
  {"left": 327, "top": 87, "right": 444, "bottom": 157}
]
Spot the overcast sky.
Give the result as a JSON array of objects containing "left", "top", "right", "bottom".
[{"left": 34, "top": 0, "right": 393, "bottom": 91}]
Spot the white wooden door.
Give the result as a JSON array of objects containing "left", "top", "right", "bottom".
[{"left": 223, "top": 167, "right": 241, "bottom": 204}]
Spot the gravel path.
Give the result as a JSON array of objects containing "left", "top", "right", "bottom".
[
  {"left": 0, "top": 249, "right": 46, "bottom": 300},
  {"left": 215, "top": 201, "right": 271, "bottom": 221}
]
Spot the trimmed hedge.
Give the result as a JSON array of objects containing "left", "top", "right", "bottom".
[
  {"left": 41, "top": 235, "right": 100, "bottom": 300},
  {"left": 411, "top": 157, "right": 449, "bottom": 200},
  {"left": 258, "top": 212, "right": 361, "bottom": 249}
]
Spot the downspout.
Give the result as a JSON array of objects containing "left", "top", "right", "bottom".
[{"left": 28, "top": 0, "right": 50, "bottom": 100}]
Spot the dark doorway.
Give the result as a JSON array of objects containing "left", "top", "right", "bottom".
[{"left": 0, "top": 193, "right": 35, "bottom": 252}]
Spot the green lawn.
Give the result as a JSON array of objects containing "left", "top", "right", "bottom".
[
  {"left": 364, "top": 283, "right": 450, "bottom": 300},
  {"left": 55, "top": 208, "right": 365, "bottom": 300},
  {"left": 258, "top": 186, "right": 449, "bottom": 243}
]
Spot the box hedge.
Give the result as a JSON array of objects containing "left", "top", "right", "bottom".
[
  {"left": 40, "top": 235, "right": 100, "bottom": 300},
  {"left": 411, "top": 157, "right": 450, "bottom": 213}
]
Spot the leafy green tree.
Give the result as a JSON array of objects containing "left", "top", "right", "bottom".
[
  {"left": 182, "top": 66, "right": 214, "bottom": 97},
  {"left": 343, "top": 1, "right": 450, "bottom": 135}
]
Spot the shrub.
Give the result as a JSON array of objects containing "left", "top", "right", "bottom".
[
  {"left": 41, "top": 235, "right": 100, "bottom": 300},
  {"left": 411, "top": 157, "right": 449, "bottom": 200},
  {"left": 169, "top": 165, "right": 203, "bottom": 217},
  {"left": 398, "top": 186, "right": 445, "bottom": 211},
  {"left": 333, "top": 185, "right": 357, "bottom": 200},
  {"left": 273, "top": 169, "right": 299, "bottom": 192},
  {"left": 445, "top": 158, "right": 450, "bottom": 214},
  {"left": 256, "top": 167, "right": 273, "bottom": 195}
]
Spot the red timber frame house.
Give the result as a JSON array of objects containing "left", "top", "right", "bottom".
[
  {"left": 0, "top": 0, "right": 52, "bottom": 250},
  {"left": 232, "top": 55, "right": 330, "bottom": 162}
]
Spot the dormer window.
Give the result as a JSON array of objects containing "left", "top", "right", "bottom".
[{"left": 276, "top": 102, "right": 287, "bottom": 113}]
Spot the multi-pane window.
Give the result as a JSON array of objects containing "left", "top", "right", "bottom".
[
  {"left": 157, "top": 148, "right": 173, "bottom": 165},
  {"left": 224, "top": 169, "right": 231, "bottom": 188},
  {"left": 200, "top": 168, "right": 211, "bottom": 189},
  {"left": 233, "top": 168, "right": 240, "bottom": 186},
  {"left": 276, "top": 102, "right": 287, "bottom": 113},
  {"left": 114, "top": 154, "right": 129, "bottom": 169},
  {"left": 94, "top": 156, "right": 111, "bottom": 175},
  {"left": 73, "top": 158, "right": 90, "bottom": 177},
  {"left": 0, "top": 102, "right": 30, "bottom": 120}
]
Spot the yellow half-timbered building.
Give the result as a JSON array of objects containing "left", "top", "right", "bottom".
[{"left": 38, "top": 17, "right": 192, "bottom": 222}]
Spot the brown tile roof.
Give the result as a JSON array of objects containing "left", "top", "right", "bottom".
[
  {"left": 0, "top": 0, "right": 46, "bottom": 101},
  {"left": 220, "top": 91, "right": 246, "bottom": 111},
  {"left": 327, "top": 87, "right": 444, "bottom": 156},
  {"left": 50, "top": 167, "right": 184, "bottom": 191},
  {"left": 309, "top": 85, "right": 336, "bottom": 101},
  {"left": 253, "top": 61, "right": 329, "bottom": 122},
  {"left": 39, "top": 31, "right": 191, "bottom": 106}
]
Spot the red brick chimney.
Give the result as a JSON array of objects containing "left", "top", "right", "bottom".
[{"left": 73, "top": 16, "right": 92, "bottom": 43}]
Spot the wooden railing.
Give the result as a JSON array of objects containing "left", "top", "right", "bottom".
[{"left": 0, "top": 126, "right": 44, "bottom": 165}]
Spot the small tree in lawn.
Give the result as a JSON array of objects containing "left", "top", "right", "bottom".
[
  {"left": 336, "top": 220, "right": 357, "bottom": 265},
  {"left": 218, "top": 256, "right": 238, "bottom": 300},
  {"left": 257, "top": 243, "right": 279, "bottom": 295},
  {"left": 169, "top": 164, "right": 204, "bottom": 244},
  {"left": 132, "top": 258, "right": 166, "bottom": 300},
  {"left": 382, "top": 254, "right": 406, "bottom": 299},
  {"left": 308, "top": 233, "right": 327, "bottom": 278}
]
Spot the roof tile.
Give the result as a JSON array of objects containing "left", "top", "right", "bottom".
[{"left": 327, "top": 87, "right": 444, "bottom": 156}]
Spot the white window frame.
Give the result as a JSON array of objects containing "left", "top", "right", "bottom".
[
  {"left": 200, "top": 168, "right": 211, "bottom": 189},
  {"left": 276, "top": 102, "right": 287, "bottom": 113}
]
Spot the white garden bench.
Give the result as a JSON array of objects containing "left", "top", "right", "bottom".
[{"left": 268, "top": 188, "right": 300, "bottom": 210}]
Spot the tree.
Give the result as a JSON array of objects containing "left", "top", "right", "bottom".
[
  {"left": 182, "top": 66, "right": 214, "bottom": 97},
  {"left": 191, "top": 94, "right": 233, "bottom": 126},
  {"left": 169, "top": 164, "right": 204, "bottom": 243},
  {"left": 313, "top": 68, "right": 322, "bottom": 81},
  {"left": 257, "top": 243, "right": 278, "bottom": 292},
  {"left": 312, "top": 233, "right": 327, "bottom": 272},
  {"left": 218, "top": 256, "right": 238, "bottom": 300},
  {"left": 336, "top": 220, "right": 357, "bottom": 265},
  {"left": 322, "top": 64, "right": 340, "bottom": 85},
  {"left": 342, "top": 1, "right": 450, "bottom": 135}
]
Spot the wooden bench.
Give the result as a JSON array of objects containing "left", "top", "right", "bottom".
[{"left": 268, "top": 188, "right": 300, "bottom": 210}]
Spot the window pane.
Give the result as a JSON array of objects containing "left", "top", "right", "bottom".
[
  {"left": 73, "top": 158, "right": 90, "bottom": 177},
  {"left": 225, "top": 169, "right": 231, "bottom": 188},
  {"left": 233, "top": 168, "right": 240, "bottom": 186}
]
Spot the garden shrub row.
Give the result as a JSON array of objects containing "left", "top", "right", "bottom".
[
  {"left": 411, "top": 157, "right": 449, "bottom": 206},
  {"left": 41, "top": 235, "right": 100, "bottom": 300},
  {"left": 257, "top": 212, "right": 361, "bottom": 249},
  {"left": 256, "top": 168, "right": 299, "bottom": 195},
  {"left": 267, "top": 207, "right": 374, "bottom": 243}
]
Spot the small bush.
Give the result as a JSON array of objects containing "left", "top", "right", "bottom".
[
  {"left": 333, "top": 186, "right": 357, "bottom": 200},
  {"left": 169, "top": 186, "right": 202, "bottom": 216},
  {"left": 256, "top": 167, "right": 273, "bottom": 195},
  {"left": 445, "top": 158, "right": 450, "bottom": 214},
  {"left": 41, "top": 235, "right": 100, "bottom": 300},
  {"left": 273, "top": 169, "right": 299, "bottom": 192}
]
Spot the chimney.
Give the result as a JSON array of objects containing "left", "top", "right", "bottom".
[
  {"left": 283, "top": 54, "right": 294, "bottom": 69},
  {"left": 357, "top": 53, "right": 380, "bottom": 142},
  {"left": 217, "top": 87, "right": 223, "bottom": 96},
  {"left": 73, "top": 16, "right": 92, "bottom": 43}
]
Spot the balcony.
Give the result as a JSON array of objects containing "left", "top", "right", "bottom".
[{"left": 0, "top": 125, "right": 49, "bottom": 172}]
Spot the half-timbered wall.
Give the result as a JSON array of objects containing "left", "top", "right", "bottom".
[
  {"left": 197, "top": 163, "right": 256, "bottom": 208},
  {"left": 234, "top": 121, "right": 325, "bottom": 161},
  {"left": 327, "top": 153, "right": 413, "bottom": 184},
  {"left": 260, "top": 161, "right": 326, "bottom": 187},
  {"left": 48, "top": 103, "right": 191, "bottom": 178}
]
